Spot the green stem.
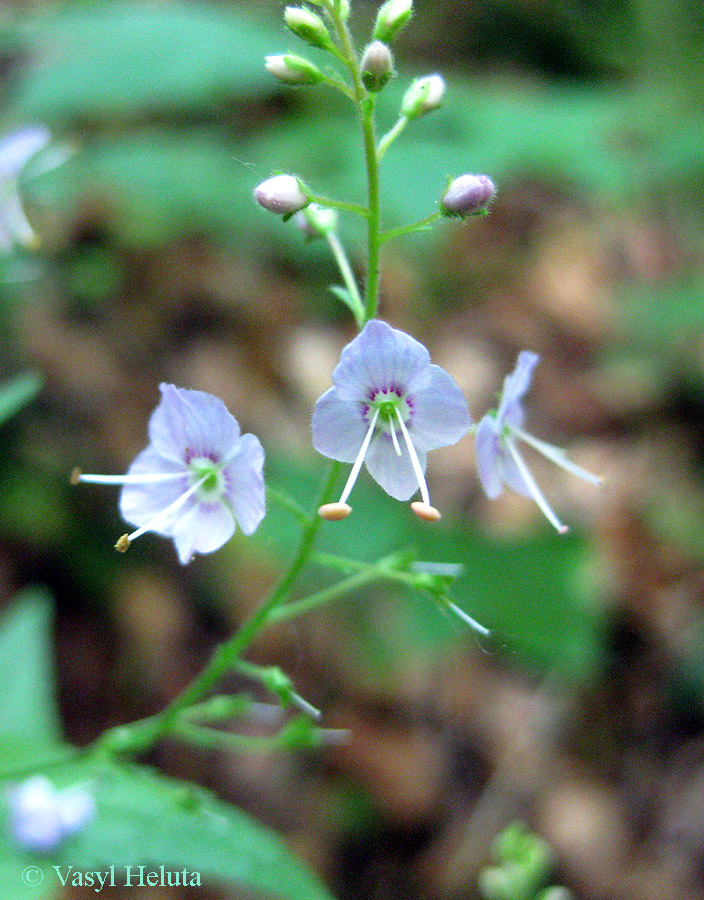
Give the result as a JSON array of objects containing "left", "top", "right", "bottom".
[
  {"left": 307, "top": 193, "right": 369, "bottom": 218},
  {"left": 266, "top": 485, "right": 311, "bottom": 527},
  {"left": 377, "top": 114, "right": 409, "bottom": 161},
  {"left": 380, "top": 211, "right": 442, "bottom": 243},
  {"left": 95, "top": 462, "right": 342, "bottom": 756},
  {"left": 325, "top": 230, "right": 365, "bottom": 326}
]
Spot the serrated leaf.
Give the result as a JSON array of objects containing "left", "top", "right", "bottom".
[
  {"left": 0, "top": 588, "right": 61, "bottom": 747},
  {"left": 0, "top": 372, "right": 42, "bottom": 426}
]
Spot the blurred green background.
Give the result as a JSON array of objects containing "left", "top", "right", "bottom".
[{"left": 0, "top": 0, "right": 703, "bottom": 897}]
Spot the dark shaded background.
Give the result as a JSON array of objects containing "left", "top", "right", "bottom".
[{"left": 1, "top": 0, "right": 704, "bottom": 897}]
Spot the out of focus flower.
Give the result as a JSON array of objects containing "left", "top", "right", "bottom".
[
  {"left": 74, "top": 384, "right": 265, "bottom": 563},
  {"left": 8, "top": 775, "right": 95, "bottom": 853},
  {"left": 312, "top": 319, "right": 471, "bottom": 521},
  {"left": 0, "top": 126, "right": 50, "bottom": 252},
  {"left": 475, "top": 351, "right": 602, "bottom": 532}
]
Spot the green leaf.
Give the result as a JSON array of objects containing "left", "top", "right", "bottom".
[
  {"left": 0, "top": 372, "right": 42, "bottom": 426},
  {"left": 0, "top": 588, "right": 61, "bottom": 749},
  {"left": 1, "top": 2, "right": 282, "bottom": 123},
  {"left": 0, "top": 762, "right": 336, "bottom": 900}
]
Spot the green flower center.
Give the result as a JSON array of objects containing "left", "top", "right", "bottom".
[
  {"left": 370, "top": 390, "right": 411, "bottom": 433},
  {"left": 189, "top": 457, "right": 225, "bottom": 500}
]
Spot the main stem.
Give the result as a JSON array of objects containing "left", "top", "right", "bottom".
[{"left": 96, "top": 462, "right": 342, "bottom": 756}]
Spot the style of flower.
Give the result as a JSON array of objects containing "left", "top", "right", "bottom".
[
  {"left": 312, "top": 319, "right": 471, "bottom": 521},
  {"left": 73, "top": 384, "right": 266, "bottom": 563},
  {"left": 475, "top": 350, "right": 602, "bottom": 533},
  {"left": 8, "top": 775, "right": 95, "bottom": 853},
  {"left": 0, "top": 126, "right": 51, "bottom": 252}
]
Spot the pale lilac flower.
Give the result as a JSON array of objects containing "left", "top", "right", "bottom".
[
  {"left": 74, "top": 384, "right": 265, "bottom": 563},
  {"left": 312, "top": 319, "right": 471, "bottom": 521},
  {"left": 0, "top": 126, "right": 51, "bottom": 251},
  {"left": 475, "top": 351, "right": 602, "bottom": 533},
  {"left": 8, "top": 775, "right": 95, "bottom": 853}
]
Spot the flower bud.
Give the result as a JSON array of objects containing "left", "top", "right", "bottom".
[
  {"left": 440, "top": 174, "right": 496, "bottom": 217},
  {"left": 265, "top": 54, "right": 323, "bottom": 85},
  {"left": 284, "top": 6, "right": 333, "bottom": 51},
  {"left": 254, "top": 175, "right": 310, "bottom": 216},
  {"left": 294, "top": 203, "right": 338, "bottom": 238},
  {"left": 373, "top": 0, "right": 413, "bottom": 44},
  {"left": 361, "top": 41, "right": 395, "bottom": 92},
  {"left": 401, "top": 74, "right": 445, "bottom": 119}
]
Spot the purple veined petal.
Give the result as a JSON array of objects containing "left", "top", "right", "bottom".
[
  {"left": 0, "top": 127, "right": 51, "bottom": 180},
  {"left": 311, "top": 387, "right": 367, "bottom": 462},
  {"left": 475, "top": 415, "right": 503, "bottom": 499},
  {"left": 171, "top": 501, "right": 236, "bottom": 564},
  {"left": 496, "top": 350, "right": 539, "bottom": 424},
  {"left": 119, "top": 446, "right": 189, "bottom": 534},
  {"left": 331, "top": 320, "right": 432, "bottom": 402},
  {"left": 148, "top": 384, "right": 241, "bottom": 466},
  {"left": 222, "top": 432, "right": 266, "bottom": 536},
  {"left": 364, "top": 431, "right": 428, "bottom": 501},
  {"left": 409, "top": 364, "right": 472, "bottom": 451}
]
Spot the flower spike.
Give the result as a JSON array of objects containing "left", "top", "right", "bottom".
[
  {"left": 475, "top": 351, "right": 603, "bottom": 532},
  {"left": 74, "top": 384, "right": 266, "bottom": 563},
  {"left": 312, "top": 320, "right": 471, "bottom": 519}
]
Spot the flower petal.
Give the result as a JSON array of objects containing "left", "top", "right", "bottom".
[
  {"left": 410, "top": 364, "right": 472, "bottom": 451},
  {"left": 497, "top": 350, "right": 539, "bottom": 424},
  {"left": 364, "top": 432, "right": 427, "bottom": 501},
  {"left": 119, "top": 446, "right": 188, "bottom": 533},
  {"left": 475, "top": 415, "right": 503, "bottom": 499},
  {"left": 148, "top": 384, "right": 241, "bottom": 465},
  {"left": 0, "top": 127, "right": 50, "bottom": 180},
  {"left": 331, "top": 320, "right": 432, "bottom": 402},
  {"left": 171, "top": 501, "right": 236, "bottom": 564},
  {"left": 311, "top": 387, "right": 367, "bottom": 462},
  {"left": 223, "top": 432, "right": 266, "bottom": 535}
]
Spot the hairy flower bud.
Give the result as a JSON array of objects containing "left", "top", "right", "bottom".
[
  {"left": 401, "top": 74, "right": 445, "bottom": 119},
  {"left": 361, "top": 41, "right": 395, "bottom": 92},
  {"left": 284, "top": 6, "right": 333, "bottom": 50},
  {"left": 254, "top": 174, "right": 310, "bottom": 216},
  {"left": 440, "top": 174, "right": 496, "bottom": 217},
  {"left": 373, "top": 0, "right": 413, "bottom": 44},
  {"left": 265, "top": 54, "right": 323, "bottom": 85},
  {"left": 294, "top": 203, "right": 338, "bottom": 238}
]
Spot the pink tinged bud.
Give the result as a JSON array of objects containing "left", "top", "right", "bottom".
[
  {"left": 401, "top": 74, "right": 445, "bottom": 119},
  {"left": 265, "top": 54, "right": 323, "bottom": 85},
  {"left": 440, "top": 174, "right": 496, "bottom": 218},
  {"left": 284, "top": 6, "right": 334, "bottom": 50},
  {"left": 254, "top": 174, "right": 310, "bottom": 216},
  {"left": 373, "top": 0, "right": 413, "bottom": 44},
  {"left": 361, "top": 41, "right": 395, "bottom": 92}
]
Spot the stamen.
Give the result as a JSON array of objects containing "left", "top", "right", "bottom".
[
  {"left": 74, "top": 471, "right": 187, "bottom": 485},
  {"left": 394, "top": 408, "right": 431, "bottom": 506},
  {"left": 513, "top": 427, "right": 604, "bottom": 486},
  {"left": 123, "top": 472, "right": 210, "bottom": 544},
  {"left": 387, "top": 415, "right": 402, "bottom": 456},
  {"left": 318, "top": 501, "right": 352, "bottom": 520},
  {"left": 337, "top": 408, "right": 380, "bottom": 506},
  {"left": 446, "top": 600, "right": 491, "bottom": 637},
  {"left": 411, "top": 501, "right": 441, "bottom": 522},
  {"left": 505, "top": 439, "right": 568, "bottom": 534}
]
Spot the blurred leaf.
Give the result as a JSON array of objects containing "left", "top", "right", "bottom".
[
  {"left": 0, "top": 372, "right": 42, "bottom": 426},
  {"left": 0, "top": 761, "right": 336, "bottom": 900},
  {"left": 0, "top": 588, "right": 61, "bottom": 747},
  {"left": 0, "top": 1, "right": 282, "bottom": 123}
]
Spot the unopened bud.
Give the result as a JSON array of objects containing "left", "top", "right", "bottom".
[
  {"left": 254, "top": 174, "right": 310, "bottom": 216},
  {"left": 440, "top": 174, "right": 496, "bottom": 217},
  {"left": 401, "top": 74, "right": 445, "bottom": 119},
  {"left": 294, "top": 203, "right": 338, "bottom": 238},
  {"left": 284, "top": 6, "right": 333, "bottom": 51},
  {"left": 265, "top": 54, "right": 323, "bottom": 85},
  {"left": 361, "top": 41, "right": 395, "bottom": 92},
  {"left": 373, "top": 0, "right": 413, "bottom": 44}
]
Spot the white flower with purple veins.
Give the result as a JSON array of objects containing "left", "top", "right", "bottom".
[
  {"left": 476, "top": 350, "right": 603, "bottom": 533},
  {"left": 74, "top": 384, "right": 265, "bottom": 563},
  {"left": 312, "top": 319, "right": 471, "bottom": 521},
  {"left": 0, "top": 126, "right": 50, "bottom": 252},
  {"left": 8, "top": 775, "right": 95, "bottom": 853}
]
